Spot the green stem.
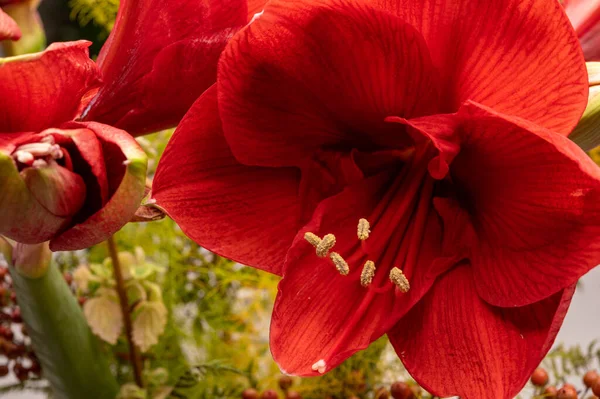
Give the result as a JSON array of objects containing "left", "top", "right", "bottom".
[
  {"left": 9, "top": 243, "right": 118, "bottom": 399},
  {"left": 107, "top": 236, "right": 144, "bottom": 387}
]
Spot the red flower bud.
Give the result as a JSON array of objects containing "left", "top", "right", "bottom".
[{"left": 0, "top": 124, "right": 146, "bottom": 250}]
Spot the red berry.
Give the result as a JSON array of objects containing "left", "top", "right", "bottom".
[
  {"left": 29, "top": 360, "right": 41, "bottom": 375},
  {"left": 1, "top": 327, "right": 13, "bottom": 340},
  {"left": 285, "top": 392, "right": 301, "bottom": 399},
  {"left": 584, "top": 371, "right": 599, "bottom": 388},
  {"left": 5, "top": 343, "right": 19, "bottom": 359},
  {"left": 78, "top": 297, "right": 87, "bottom": 306},
  {"left": 531, "top": 368, "right": 549, "bottom": 387},
  {"left": 241, "top": 388, "right": 259, "bottom": 399},
  {"left": 557, "top": 385, "right": 578, "bottom": 399},
  {"left": 11, "top": 308, "right": 21, "bottom": 323},
  {"left": 10, "top": 291, "right": 16, "bottom": 303},
  {"left": 544, "top": 386, "right": 558, "bottom": 398},
  {"left": 391, "top": 382, "right": 415, "bottom": 399},
  {"left": 13, "top": 361, "right": 28, "bottom": 381},
  {"left": 63, "top": 272, "right": 73, "bottom": 285},
  {"left": 261, "top": 390, "right": 278, "bottom": 399},
  {"left": 278, "top": 375, "right": 293, "bottom": 391},
  {"left": 593, "top": 379, "right": 600, "bottom": 396},
  {"left": 0, "top": 364, "right": 8, "bottom": 377}
]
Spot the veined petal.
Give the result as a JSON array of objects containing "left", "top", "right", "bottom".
[
  {"left": 153, "top": 86, "right": 302, "bottom": 275},
  {"left": 0, "top": 8, "right": 20, "bottom": 40},
  {"left": 83, "top": 0, "right": 247, "bottom": 136},
  {"left": 21, "top": 161, "right": 86, "bottom": 218},
  {"left": 388, "top": 265, "right": 575, "bottom": 399},
  {"left": 271, "top": 160, "right": 448, "bottom": 375},
  {"left": 447, "top": 102, "right": 600, "bottom": 306},
  {"left": 218, "top": 0, "right": 439, "bottom": 168},
  {"left": 50, "top": 122, "right": 147, "bottom": 251},
  {"left": 370, "top": 0, "right": 587, "bottom": 134},
  {"left": 248, "top": 0, "right": 267, "bottom": 19},
  {"left": 0, "top": 41, "right": 101, "bottom": 132}
]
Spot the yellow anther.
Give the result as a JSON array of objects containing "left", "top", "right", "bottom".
[
  {"left": 329, "top": 252, "right": 349, "bottom": 276},
  {"left": 304, "top": 232, "right": 322, "bottom": 248},
  {"left": 389, "top": 267, "right": 410, "bottom": 293},
  {"left": 357, "top": 218, "right": 371, "bottom": 240},
  {"left": 360, "top": 260, "right": 376, "bottom": 287},
  {"left": 316, "top": 234, "right": 336, "bottom": 257}
]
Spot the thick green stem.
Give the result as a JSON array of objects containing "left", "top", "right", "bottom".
[
  {"left": 107, "top": 236, "right": 144, "bottom": 387},
  {"left": 9, "top": 242, "right": 118, "bottom": 399}
]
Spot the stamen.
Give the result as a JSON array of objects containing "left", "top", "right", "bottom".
[
  {"left": 14, "top": 151, "right": 34, "bottom": 165},
  {"left": 14, "top": 142, "right": 53, "bottom": 157},
  {"left": 329, "top": 252, "right": 349, "bottom": 276},
  {"left": 50, "top": 144, "right": 63, "bottom": 159},
  {"left": 311, "top": 359, "right": 326, "bottom": 374},
  {"left": 304, "top": 232, "right": 322, "bottom": 248},
  {"left": 360, "top": 260, "right": 376, "bottom": 287},
  {"left": 316, "top": 234, "right": 336, "bottom": 257},
  {"left": 357, "top": 218, "right": 370, "bottom": 240},
  {"left": 389, "top": 267, "right": 410, "bottom": 293}
]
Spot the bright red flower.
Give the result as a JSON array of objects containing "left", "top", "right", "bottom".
[
  {"left": 0, "top": 8, "right": 20, "bottom": 40},
  {"left": 0, "top": 42, "right": 147, "bottom": 251},
  {"left": 564, "top": 0, "right": 600, "bottom": 60},
  {"left": 153, "top": 0, "right": 599, "bottom": 397},
  {"left": 82, "top": 0, "right": 249, "bottom": 136}
]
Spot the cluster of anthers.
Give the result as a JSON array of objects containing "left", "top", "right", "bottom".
[
  {"left": 12, "top": 136, "right": 63, "bottom": 169},
  {"left": 304, "top": 218, "right": 410, "bottom": 293}
]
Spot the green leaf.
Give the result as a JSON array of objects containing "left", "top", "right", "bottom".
[{"left": 10, "top": 261, "right": 118, "bottom": 399}]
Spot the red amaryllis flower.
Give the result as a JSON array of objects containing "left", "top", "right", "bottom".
[
  {"left": 0, "top": 42, "right": 147, "bottom": 251},
  {"left": 565, "top": 0, "right": 600, "bottom": 60},
  {"left": 82, "top": 0, "right": 249, "bottom": 136},
  {"left": 154, "top": 0, "right": 600, "bottom": 397},
  {"left": 0, "top": 8, "right": 19, "bottom": 40}
]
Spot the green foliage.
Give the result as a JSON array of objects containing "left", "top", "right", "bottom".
[{"left": 69, "top": 0, "right": 119, "bottom": 37}]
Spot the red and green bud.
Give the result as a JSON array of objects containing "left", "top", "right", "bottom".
[{"left": 0, "top": 123, "right": 147, "bottom": 251}]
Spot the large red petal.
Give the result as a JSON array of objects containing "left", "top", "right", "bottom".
[
  {"left": 370, "top": 0, "right": 587, "bottom": 134},
  {"left": 448, "top": 103, "right": 600, "bottom": 307},
  {"left": 83, "top": 0, "right": 247, "bottom": 136},
  {"left": 218, "top": 0, "right": 439, "bottom": 168},
  {"left": 0, "top": 41, "right": 100, "bottom": 133},
  {"left": 0, "top": 8, "right": 20, "bottom": 40},
  {"left": 388, "top": 266, "right": 575, "bottom": 399},
  {"left": 247, "top": 0, "right": 267, "bottom": 19},
  {"left": 271, "top": 162, "right": 450, "bottom": 375},
  {"left": 152, "top": 86, "right": 302, "bottom": 275}
]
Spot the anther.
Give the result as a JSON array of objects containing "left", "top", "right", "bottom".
[
  {"left": 14, "top": 151, "right": 34, "bottom": 165},
  {"left": 360, "top": 260, "right": 376, "bottom": 287},
  {"left": 329, "top": 252, "right": 349, "bottom": 276},
  {"left": 389, "top": 267, "right": 410, "bottom": 293},
  {"left": 14, "top": 142, "right": 53, "bottom": 157},
  {"left": 311, "top": 359, "right": 326, "bottom": 374},
  {"left": 316, "top": 234, "right": 336, "bottom": 257},
  {"left": 357, "top": 218, "right": 370, "bottom": 240},
  {"left": 304, "top": 232, "right": 322, "bottom": 248}
]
